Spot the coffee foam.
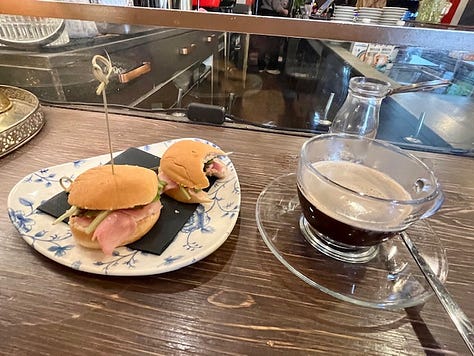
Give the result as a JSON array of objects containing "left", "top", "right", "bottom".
[{"left": 300, "top": 161, "right": 413, "bottom": 231}]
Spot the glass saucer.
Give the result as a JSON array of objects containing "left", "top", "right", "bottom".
[{"left": 255, "top": 173, "right": 448, "bottom": 310}]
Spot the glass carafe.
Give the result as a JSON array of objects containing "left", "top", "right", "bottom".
[{"left": 329, "top": 77, "right": 391, "bottom": 139}]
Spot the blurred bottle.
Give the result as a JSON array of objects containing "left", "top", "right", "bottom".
[
  {"left": 329, "top": 77, "right": 391, "bottom": 138},
  {"left": 416, "top": 0, "right": 452, "bottom": 23}
]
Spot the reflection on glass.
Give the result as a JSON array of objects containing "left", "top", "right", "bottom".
[
  {"left": 0, "top": 9, "right": 472, "bottom": 157},
  {"left": 416, "top": 0, "right": 452, "bottom": 23}
]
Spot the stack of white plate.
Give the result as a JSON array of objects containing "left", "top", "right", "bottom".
[
  {"left": 357, "top": 7, "right": 383, "bottom": 24},
  {"left": 332, "top": 6, "right": 356, "bottom": 22},
  {"left": 380, "top": 7, "right": 408, "bottom": 25}
]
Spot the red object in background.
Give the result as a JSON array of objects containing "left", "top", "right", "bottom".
[
  {"left": 192, "top": 0, "right": 220, "bottom": 7},
  {"left": 441, "top": 0, "right": 460, "bottom": 23}
]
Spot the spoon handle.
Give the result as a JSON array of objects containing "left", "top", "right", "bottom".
[
  {"left": 323, "top": 92, "right": 335, "bottom": 121},
  {"left": 390, "top": 80, "right": 451, "bottom": 95},
  {"left": 401, "top": 232, "right": 474, "bottom": 354},
  {"left": 413, "top": 112, "right": 426, "bottom": 138}
]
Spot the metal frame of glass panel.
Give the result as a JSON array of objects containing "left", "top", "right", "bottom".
[{"left": 2, "top": 0, "right": 473, "bottom": 52}]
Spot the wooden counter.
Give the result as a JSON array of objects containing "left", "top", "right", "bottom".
[{"left": 1, "top": 106, "right": 473, "bottom": 355}]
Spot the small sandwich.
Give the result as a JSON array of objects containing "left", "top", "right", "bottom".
[
  {"left": 55, "top": 165, "right": 163, "bottom": 255},
  {"left": 158, "top": 140, "right": 228, "bottom": 203}
]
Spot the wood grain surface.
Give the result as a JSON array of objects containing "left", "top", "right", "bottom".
[{"left": 1, "top": 106, "right": 473, "bottom": 355}]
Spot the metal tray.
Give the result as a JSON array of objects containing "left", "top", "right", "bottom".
[
  {"left": 0, "top": 85, "right": 45, "bottom": 158},
  {"left": 0, "top": 16, "right": 67, "bottom": 48}
]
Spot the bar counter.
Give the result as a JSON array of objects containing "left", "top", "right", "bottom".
[{"left": 1, "top": 106, "right": 473, "bottom": 355}]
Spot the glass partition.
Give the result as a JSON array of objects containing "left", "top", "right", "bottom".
[{"left": 0, "top": 1, "right": 472, "bottom": 156}]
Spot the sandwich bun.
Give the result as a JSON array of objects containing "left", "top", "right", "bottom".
[
  {"left": 163, "top": 187, "right": 212, "bottom": 204},
  {"left": 68, "top": 164, "right": 159, "bottom": 210},
  {"left": 65, "top": 164, "right": 161, "bottom": 253},
  {"left": 69, "top": 211, "right": 160, "bottom": 250},
  {"left": 160, "top": 140, "right": 225, "bottom": 189}
]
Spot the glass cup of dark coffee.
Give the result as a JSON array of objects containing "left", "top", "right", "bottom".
[{"left": 297, "top": 134, "right": 444, "bottom": 263}]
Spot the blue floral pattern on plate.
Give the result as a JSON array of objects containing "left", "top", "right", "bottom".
[{"left": 7, "top": 138, "right": 240, "bottom": 276}]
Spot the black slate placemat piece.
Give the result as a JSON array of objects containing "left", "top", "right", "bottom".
[{"left": 37, "top": 147, "right": 207, "bottom": 255}]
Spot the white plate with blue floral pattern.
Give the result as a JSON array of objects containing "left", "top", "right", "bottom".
[{"left": 8, "top": 138, "right": 240, "bottom": 276}]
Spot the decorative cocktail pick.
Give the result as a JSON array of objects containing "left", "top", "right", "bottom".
[{"left": 92, "top": 53, "right": 115, "bottom": 174}]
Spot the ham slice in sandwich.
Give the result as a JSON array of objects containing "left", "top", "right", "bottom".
[{"left": 54, "top": 164, "right": 163, "bottom": 255}]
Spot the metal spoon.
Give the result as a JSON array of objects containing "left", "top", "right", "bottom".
[
  {"left": 404, "top": 112, "right": 426, "bottom": 144},
  {"left": 389, "top": 79, "right": 451, "bottom": 96},
  {"left": 318, "top": 92, "right": 335, "bottom": 126},
  {"left": 401, "top": 232, "right": 474, "bottom": 354}
]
